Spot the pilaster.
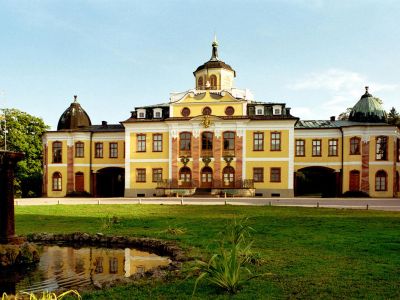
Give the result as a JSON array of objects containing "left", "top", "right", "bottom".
[{"left": 361, "top": 141, "right": 370, "bottom": 193}]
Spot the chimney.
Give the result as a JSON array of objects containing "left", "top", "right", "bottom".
[
  {"left": 330, "top": 116, "right": 336, "bottom": 121},
  {"left": 102, "top": 121, "right": 108, "bottom": 127}
]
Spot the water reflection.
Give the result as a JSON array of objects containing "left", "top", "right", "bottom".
[{"left": 0, "top": 245, "right": 171, "bottom": 294}]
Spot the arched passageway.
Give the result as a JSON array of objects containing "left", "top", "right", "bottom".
[
  {"left": 295, "top": 167, "right": 340, "bottom": 197},
  {"left": 95, "top": 167, "right": 125, "bottom": 197}
]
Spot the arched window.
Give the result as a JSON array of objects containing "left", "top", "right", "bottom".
[
  {"left": 223, "top": 131, "right": 235, "bottom": 152},
  {"left": 349, "top": 170, "right": 360, "bottom": 191},
  {"left": 350, "top": 137, "right": 361, "bottom": 155},
  {"left": 198, "top": 77, "right": 203, "bottom": 89},
  {"left": 179, "top": 167, "right": 191, "bottom": 185},
  {"left": 202, "top": 106, "right": 212, "bottom": 115},
  {"left": 52, "top": 172, "right": 62, "bottom": 191},
  {"left": 202, "top": 132, "right": 213, "bottom": 151},
  {"left": 52, "top": 141, "right": 62, "bottom": 163},
  {"left": 375, "top": 170, "right": 387, "bottom": 191},
  {"left": 209, "top": 75, "right": 217, "bottom": 89},
  {"left": 179, "top": 132, "right": 191, "bottom": 153},
  {"left": 223, "top": 166, "right": 235, "bottom": 187}
]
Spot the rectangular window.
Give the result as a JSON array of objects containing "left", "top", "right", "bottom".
[
  {"left": 271, "top": 132, "right": 281, "bottom": 151},
  {"left": 136, "top": 169, "right": 146, "bottom": 182},
  {"left": 180, "top": 132, "right": 191, "bottom": 151},
  {"left": 397, "top": 139, "right": 400, "bottom": 162},
  {"left": 52, "top": 141, "right": 62, "bottom": 163},
  {"left": 253, "top": 132, "right": 264, "bottom": 151},
  {"left": 152, "top": 168, "right": 163, "bottom": 182},
  {"left": 153, "top": 134, "right": 162, "bottom": 152},
  {"left": 350, "top": 137, "right": 360, "bottom": 155},
  {"left": 223, "top": 132, "right": 235, "bottom": 151},
  {"left": 376, "top": 136, "right": 388, "bottom": 160},
  {"left": 253, "top": 168, "right": 264, "bottom": 182},
  {"left": 137, "top": 134, "right": 146, "bottom": 152},
  {"left": 75, "top": 142, "right": 84, "bottom": 158},
  {"left": 95, "top": 142, "right": 103, "bottom": 158},
  {"left": 270, "top": 168, "right": 281, "bottom": 182},
  {"left": 328, "top": 139, "right": 338, "bottom": 156},
  {"left": 109, "top": 257, "right": 118, "bottom": 274},
  {"left": 109, "top": 142, "right": 118, "bottom": 158},
  {"left": 295, "top": 139, "right": 305, "bottom": 156},
  {"left": 312, "top": 140, "right": 321, "bottom": 156}
]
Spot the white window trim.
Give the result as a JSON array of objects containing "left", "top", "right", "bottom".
[
  {"left": 153, "top": 108, "right": 162, "bottom": 118},
  {"left": 137, "top": 109, "right": 146, "bottom": 119},
  {"left": 255, "top": 105, "right": 264, "bottom": 116},
  {"left": 273, "top": 105, "right": 282, "bottom": 115}
]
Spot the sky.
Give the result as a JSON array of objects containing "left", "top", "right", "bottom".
[{"left": 1, "top": 0, "right": 399, "bottom": 129}]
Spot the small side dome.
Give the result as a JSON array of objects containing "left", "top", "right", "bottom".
[
  {"left": 57, "top": 95, "right": 92, "bottom": 130},
  {"left": 348, "top": 87, "right": 387, "bottom": 123}
]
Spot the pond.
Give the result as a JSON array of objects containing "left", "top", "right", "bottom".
[{"left": 0, "top": 244, "right": 171, "bottom": 295}]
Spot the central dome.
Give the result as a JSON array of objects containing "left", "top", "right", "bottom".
[
  {"left": 57, "top": 96, "right": 92, "bottom": 130},
  {"left": 348, "top": 87, "right": 387, "bottom": 123},
  {"left": 193, "top": 38, "right": 236, "bottom": 90},
  {"left": 194, "top": 37, "right": 236, "bottom": 75}
]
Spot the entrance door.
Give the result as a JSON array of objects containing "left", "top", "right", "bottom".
[
  {"left": 349, "top": 170, "right": 360, "bottom": 191},
  {"left": 201, "top": 167, "right": 213, "bottom": 188},
  {"left": 75, "top": 172, "right": 84, "bottom": 192},
  {"left": 223, "top": 166, "right": 235, "bottom": 188}
]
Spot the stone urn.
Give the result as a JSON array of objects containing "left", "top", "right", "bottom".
[{"left": 0, "top": 150, "right": 24, "bottom": 244}]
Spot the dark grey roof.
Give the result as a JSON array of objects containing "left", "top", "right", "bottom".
[
  {"left": 135, "top": 103, "right": 169, "bottom": 109},
  {"left": 57, "top": 98, "right": 91, "bottom": 130},
  {"left": 296, "top": 119, "right": 389, "bottom": 129}
]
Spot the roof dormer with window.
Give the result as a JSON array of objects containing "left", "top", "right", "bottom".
[{"left": 137, "top": 109, "right": 146, "bottom": 119}]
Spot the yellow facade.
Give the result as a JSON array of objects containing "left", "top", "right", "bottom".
[{"left": 43, "top": 40, "right": 400, "bottom": 198}]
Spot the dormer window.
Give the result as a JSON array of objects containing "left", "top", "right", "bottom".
[
  {"left": 137, "top": 109, "right": 146, "bottom": 119},
  {"left": 255, "top": 105, "right": 264, "bottom": 116},
  {"left": 273, "top": 105, "right": 282, "bottom": 115},
  {"left": 153, "top": 108, "right": 162, "bottom": 119}
]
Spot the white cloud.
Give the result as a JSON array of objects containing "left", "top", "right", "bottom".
[
  {"left": 288, "top": 69, "right": 399, "bottom": 119},
  {"left": 289, "top": 69, "right": 365, "bottom": 91}
]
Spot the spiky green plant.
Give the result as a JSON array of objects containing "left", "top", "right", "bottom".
[
  {"left": 2, "top": 290, "right": 81, "bottom": 300},
  {"left": 191, "top": 218, "right": 262, "bottom": 295}
]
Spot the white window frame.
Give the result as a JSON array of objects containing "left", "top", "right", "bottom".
[
  {"left": 273, "top": 105, "right": 282, "bottom": 115},
  {"left": 255, "top": 105, "right": 264, "bottom": 116},
  {"left": 153, "top": 108, "right": 162, "bottom": 119},
  {"left": 137, "top": 109, "right": 146, "bottom": 119}
]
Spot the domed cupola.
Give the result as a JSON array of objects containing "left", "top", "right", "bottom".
[
  {"left": 348, "top": 87, "right": 387, "bottom": 123},
  {"left": 193, "top": 36, "right": 236, "bottom": 90},
  {"left": 57, "top": 95, "right": 92, "bottom": 130}
]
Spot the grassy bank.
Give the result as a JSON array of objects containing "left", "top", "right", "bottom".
[{"left": 15, "top": 205, "right": 400, "bottom": 299}]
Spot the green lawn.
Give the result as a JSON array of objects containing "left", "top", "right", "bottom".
[{"left": 15, "top": 205, "right": 400, "bottom": 299}]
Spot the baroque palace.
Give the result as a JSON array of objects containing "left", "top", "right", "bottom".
[{"left": 43, "top": 39, "right": 400, "bottom": 198}]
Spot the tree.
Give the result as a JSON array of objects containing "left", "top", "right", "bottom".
[
  {"left": 337, "top": 107, "right": 352, "bottom": 120},
  {"left": 0, "top": 109, "right": 49, "bottom": 197},
  {"left": 387, "top": 107, "right": 400, "bottom": 126}
]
